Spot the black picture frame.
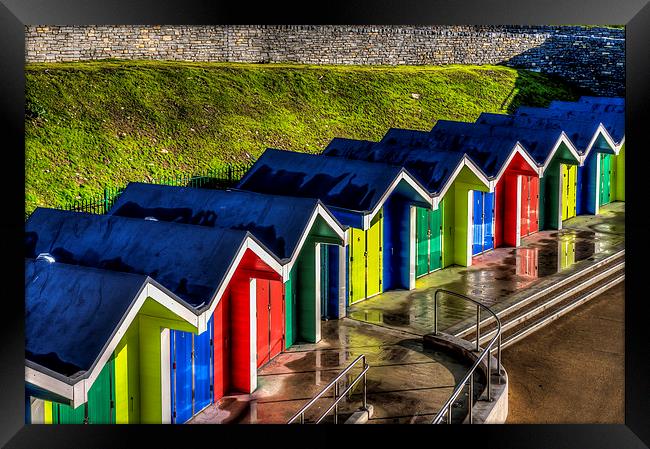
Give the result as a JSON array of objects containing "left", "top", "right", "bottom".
[{"left": 2, "top": 1, "right": 648, "bottom": 447}]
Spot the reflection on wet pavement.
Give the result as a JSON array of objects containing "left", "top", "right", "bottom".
[
  {"left": 189, "top": 319, "right": 473, "bottom": 424},
  {"left": 349, "top": 202, "right": 625, "bottom": 336}
]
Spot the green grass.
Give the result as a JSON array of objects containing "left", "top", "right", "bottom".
[{"left": 25, "top": 60, "right": 586, "bottom": 215}]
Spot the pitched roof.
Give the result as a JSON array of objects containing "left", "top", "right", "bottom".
[
  {"left": 429, "top": 121, "right": 537, "bottom": 178},
  {"left": 324, "top": 129, "right": 484, "bottom": 194},
  {"left": 578, "top": 96, "right": 625, "bottom": 106},
  {"left": 429, "top": 119, "right": 571, "bottom": 168},
  {"left": 25, "top": 259, "right": 149, "bottom": 377},
  {"left": 548, "top": 100, "right": 624, "bottom": 114},
  {"left": 109, "top": 183, "right": 345, "bottom": 261},
  {"left": 515, "top": 106, "right": 625, "bottom": 144},
  {"left": 25, "top": 208, "right": 265, "bottom": 309},
  {"left": 237, "top": 148, "right": 421, "bottom": 213}
]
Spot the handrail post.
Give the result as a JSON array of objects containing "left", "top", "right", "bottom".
[
  {"left": 468, "top": 372, "right": 473, "bottom": 424},
  {"left": 476, "top": 305, "right": 481, "bottom": 352},
  {"left": 334, "top": 382, "right": 339, "bottom": 424},
  {"left": 447, "top": 403, "right": 452, "bottom": 424},
  {"left": 487, "top": 348, "right": 492, "bottom": 401},
  {"left": 363, "top": 356, "right": 368, "bottom": 410},
  {"left": 497, "top": 332, "right": 502, "bottom": 382},
  {"left": 300, "top": 413, "right": 304, "bottom": 424},
  {"left": 434, "top": 291, "right": 438, "bottom": 335}
]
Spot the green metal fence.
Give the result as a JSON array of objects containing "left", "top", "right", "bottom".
[{"left": 57, "top": 162, "right": 253, "bottom": 215}]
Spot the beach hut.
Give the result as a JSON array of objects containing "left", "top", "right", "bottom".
[
  {"left": 324, "top": 131, "right": 492, "bottom": 268},
  {"left": 237, "top": 148, "right": 432, "bottom": 305},
  {"left": 514, "top": 101, "right": 625, "bottom": 210},
  {"left": 108, "top": 183, "right": 346, "bottom": 344},
  {"left": 25, "top": 259, "right": 200, "bottom": 424},
  {"left": 427, "top": 120, "right": 581, "bottom": 231},
  {"left": 25, "top": 209, "right": 283, "bottom": 423},
  {"left": 429, "top": 121, "right": 541, "bottom": 248}
]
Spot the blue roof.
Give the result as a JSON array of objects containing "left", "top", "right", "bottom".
[
  {"left": 476, "top": 113, "right": 605, "bottom": 154},
  {"left": 515, "top": 107, "right": 625, "bottom": 144},
  {"left": 579, "top": 96, "right": 625, "bottom": 106},
  {"left": 109, "top": 183, "right": 343, "bottom": 261},
  {"left": 430, "top": 119, "right": 565, "bottom": 167},
  {"left": 25, "top": 208, "right": 258, "bottom": 309},
  {"left": 547, "top": 100, "right": 624, "bottom": 114},
  {"left": 25, "top": 259, "right": 148, "bottom": 378},
  {"left": 237, "top": 148, "right": 415, "bottom": 213},
  {"left": 325, "top": 130, "right": 471, "bottom": 194},
  {"left": 429, "top": 121, "right": 537, "bottom": 177},
  {"left": 323, "top": 137, "right": 378, "bottom": 159}
]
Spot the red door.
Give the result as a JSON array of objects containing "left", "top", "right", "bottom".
[
  {"left": 520, "top": 175, "right": 530, "bottom": 238},
  {"left": 256, "top": 280, "right": 271, "bottom": 368},
  {"left": 269, "top": 280, "right": 284, "bottom": 360},
  {"left": 528, "top": 176, "right": 539, "bottom": 234},
  {"left": 256, "top": 279, "right": 285, "bottom": 368}
]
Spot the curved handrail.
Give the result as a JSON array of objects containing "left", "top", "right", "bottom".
[
  {"left": 431, "top": 289, "right": 503, "bottom": 424},
  {"left": 288, "top": 354, "right": 369, "bottom": 424}
]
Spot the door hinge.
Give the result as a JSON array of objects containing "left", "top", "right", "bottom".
[
  {"left": 173, "top": 411, "right": 177, "bottom": 419},
  {"left": 172, "top": 362, "right": 176, "bottom": 370},
  {"left": 110, "top": 400, "right": 115, "bottom": 409}
]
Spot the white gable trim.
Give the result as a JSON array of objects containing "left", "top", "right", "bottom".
[
  {"left": 366, "top": 170, "right": 433, "bottom": 228},
  {"left": 202, "top": 236, "right": 283, "bottom": 328},
  {"left": 493, "top": 143, "right": 542, "bottom": 183},
  {"left": 541, "top": 132, "right": 582, "bottom": 174},
  {"left": 581, "top": 124, "right": 621, "bottom": 161},
  {"left": 282, "top": 204, "right": 347, "bottom": 276},
  {"left": 435, "top": 156, "right": 492, "bottom": 202},
  {"left": 26, "top": 281, "right": 199, "bottom": 408}
]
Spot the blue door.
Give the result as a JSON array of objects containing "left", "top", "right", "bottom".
[
  {"left": 483, "top": 192, "right": 495, "bottom": 252},
  {"left": 171, "top": 318, "right": 214, "bottom": 423},
  {"left": 472, "top": 191, "right": 495, "bottom": 256},
  {"left": 320, "top": 244, "right": 329, "bottom": 319},
  {"left": 194, "top": 316, "right": 213, "bottom": 414},
  {"left": 472, "top": 191, "right": 484, "bottom": 256},
  {"left": 171, "top": 330, "right": 193, "bottom": 424}
]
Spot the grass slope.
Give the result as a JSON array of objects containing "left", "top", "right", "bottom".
[{"left": 26, "top": 61, "right": 585, "bottom": 214}]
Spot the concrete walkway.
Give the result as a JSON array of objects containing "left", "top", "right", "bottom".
[
  {"left": 503, "top": 281, "right": 624, "bottom": 423},
  {"left": 190, "top": 203, "right": 624, "bottom": 424},
  {"left": 349, "top": 202, "right": 625, "bottom": 336},
  {"left": 189, "top": 318, "right": 472, "bottom": 424}
]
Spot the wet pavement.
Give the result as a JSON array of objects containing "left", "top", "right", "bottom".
[
  {"left": 503, "top": 281, "right": 624, "bottom": 423},
  {"left": 190, "top": 203, "right": 624, "bottom": 424},
  {"left": 348, "top": 202, "right": 625, "bottom": 336},
  {"left": 189, "top": 318, "right": 474, "bottom": 424}
]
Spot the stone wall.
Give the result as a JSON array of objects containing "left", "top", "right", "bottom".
[{"left": 24, "top": 25, "right": 625, "bottom": 96}]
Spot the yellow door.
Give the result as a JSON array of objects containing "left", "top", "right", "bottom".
[
  {"left": 567, "top": 164, "right": 577, "bottom": 219},
  {"left": 561, "top": 164, "right": 577, "bottom": 221},
  {"left": 366, "top": 211, "right": 383, "bottom": 298},
  {"left": 349, "top": 227, "right": 366, "bottom": 304}
]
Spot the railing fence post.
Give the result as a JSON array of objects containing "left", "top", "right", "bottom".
[
  {"left": 487, "top": 348, "right": 492, "bottom": 401},
  {"left": 476, "top": 305, "right": 481, "bottom": 352},
  {"left": 468, "top": 372, "right": 474, "bottom": 424},
  {"left": 434, "top": 292, "right": 438, "bottom": 335},
  {"left": 334, "top": 382, "right": 339, "bottom": 424},
  {"left": 363, "top": 356, "right": 368, "bottom": 411}
]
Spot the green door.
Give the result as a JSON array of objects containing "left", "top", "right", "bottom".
[
  {"left": 429, "top": 203, "right": 443, "bottom": 272},
  {"left": 415, "top": 207, "right": 430, "bottom": 278},
  {"left": 284, "top": 267, "right": 298, "bottom": 348},
  {"left": 87, "top": 358, "right": 116, "bottom": 424},
  {"left": 349, "top": 227, "right": 366, "bottom": 304},
  {"left": 52, "top": 402, "right": 86, "bottom": 424},
  {"left": 366, "top": 212, "right": 383, "bottom": 298},
  {"left": 600, "top": 153, "right": 611, "bottom": 206}
]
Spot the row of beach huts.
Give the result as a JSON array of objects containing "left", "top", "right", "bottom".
[{"left": 26, "top": 96, "right": 624, "bottom": 424}]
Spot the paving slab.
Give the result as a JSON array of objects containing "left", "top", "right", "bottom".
[{"left": 348, "top": 202, "right": 625, "bottom": 336}]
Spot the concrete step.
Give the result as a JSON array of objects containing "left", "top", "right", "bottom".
[
  {"left": 453, "top": 250, "right": 625, "bottom": 343},
  {"left": 500, "top": 270, "right": 625, "bottom": 349},
  {"left": 465, "top": 259, "right": 625, "bottom": 346}
]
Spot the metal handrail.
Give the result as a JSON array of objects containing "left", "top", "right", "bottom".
[
  {"left": 431, "top": 289, "right": 503, "bottom": 424},
  {"left": 287, "top": 354, "right": 370, "bottom": 424}
]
